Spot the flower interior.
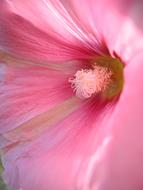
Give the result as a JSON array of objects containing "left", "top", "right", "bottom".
[{"left": 69, "top": 55, "right": 124, "bottom": 100}]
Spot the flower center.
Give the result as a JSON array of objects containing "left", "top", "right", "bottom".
[
  {"left": 69, "top": 56, "right": 124, "bottom": 100},
  {"left": 69, "top": 67, "right": 112, "bottom": 99}
]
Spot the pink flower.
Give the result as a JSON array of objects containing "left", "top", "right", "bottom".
[{"left": 0, "top": 0, "right": 143, "bottom": 190}]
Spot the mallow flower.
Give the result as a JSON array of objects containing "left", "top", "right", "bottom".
[{"left": 0, "top": 0, "right": 143, "bottom": 190}]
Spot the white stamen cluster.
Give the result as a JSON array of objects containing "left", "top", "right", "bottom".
[{"left": 69, "top": 66, "right": 112, "bottom": 99}]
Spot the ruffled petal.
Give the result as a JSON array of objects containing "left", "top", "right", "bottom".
[{"left": 92, "top": 53, "right": 143, "bottom": 190}]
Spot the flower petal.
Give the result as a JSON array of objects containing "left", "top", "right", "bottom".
[
  {"left": 0, "top": 53, "right": 81, "bottom": 136},
  {"left": 0, "top": 54, "right": 114, "bottom": 189},
  {"left": 1, "top": 99, "right": 113, "bottom": 190},
  {"left": 66, "top": 0, "right": 143, "bottom": 63},
  {"left": 1, "top": 0, "right": 143, "bottom": 63},
  {"left": 0, "top": 0, "right": 108, "bottom": 62},
  {"left": 98, "top": 0, "right": 143, "bottom": 63},
  {"left": 92, "top": 53, "right": 143, "bottom": 190}
]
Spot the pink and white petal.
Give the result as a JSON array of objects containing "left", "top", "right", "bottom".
[
  {"left": 0, "top": 0, "right": 108, "bottom": 62},
  {"left": 92, "top": 53, "right": 143, "bottom": 190},
  {"left": 1, "top": 98, "right": 113, "bottom": 190}
]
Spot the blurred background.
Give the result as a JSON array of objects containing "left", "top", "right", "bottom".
[{"left": 0, "top": 160, "right": 8, "bottom": 190}]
